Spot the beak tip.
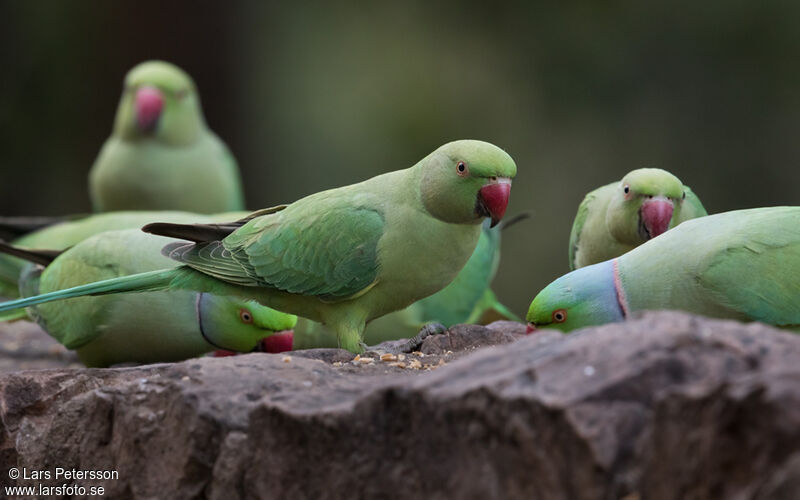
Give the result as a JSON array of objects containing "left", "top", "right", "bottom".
[{"left": 479, "top": 181, "right": 511, "bottom": 226}]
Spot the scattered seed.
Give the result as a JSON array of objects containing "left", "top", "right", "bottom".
[
  {"left": 282, "top": 356, "right": 292, "bottom": 363},
  {"left": 388, "top": 362, "right": 406, "bottom": 368},
  {"left": 398, "top": 354, "right": 406, "bottom": 361},
  {"left": 380, "top": 353, "right": 397, "bottom": 362},
  {"left": 408, "top": 359, "right": 422, "bottom": 369}
]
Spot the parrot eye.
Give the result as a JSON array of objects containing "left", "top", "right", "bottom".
[
  {"left": 623, "top": 185, "right": 630, "bottom": 194},
  {"left": 456, "top": 161, "right": 469, "bottom": 177},
  {"left": 239, "top": 309, "right": 253, "bottom": 324},
  {"left": 552, "top": 309, "right": 567, "bottom": 323}
]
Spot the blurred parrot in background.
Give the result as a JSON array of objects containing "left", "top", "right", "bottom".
[
  {"left": 569, "top": 168, "right": 707, "bottom": 270},
  {"left": 293, "top": 215, "right": 526, "bottom": 349},
  {"left": 89, "top": 60, "right": 245, "bottom": 213},
  {"left": 528, "top": 206, "right": 800, "bottom": 333},
  {"left": 0, "top": 229, "right": 296, "bottom": 367},
  {"left": 0, "top": 140, "right": 518, "bottom": 353},
  {"left": 0, "top": 210, "right": 249, "bottom": 297}
]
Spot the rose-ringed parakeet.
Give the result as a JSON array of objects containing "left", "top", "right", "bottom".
[
  {"left": 569, "top": 168, "right": 707, "bottom": 270},
  {"left": 528, "top": 206, "right": 800, "bottom": 333},
  {"left": 293, "top": 216, "right": 524, "bottom": 349},
  {"left": 0, "top": 210, "right": 250, "bottom": 298},
  {"left": 0, "top": 229, "right": 296, "bottom": 367},
  {"left": 0, "top": 140, "right": 517, "bottom": 353},
  {"left": 89, "top": 61, "right": 245, "bottom": 213}
]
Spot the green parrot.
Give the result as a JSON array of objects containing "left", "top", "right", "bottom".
[
  {"left": 293, "top": 217, "right": 523, "bottom": 349},
  {"left": 0, "top": 210, "right": 249, "bottom": 297},
  {"left": 569, "top": 168, "right": 707, "bottom": 270},
  {"left": 0, "top": 140, "right": 518, "bottom": 353},
  {"left": 88, "top": 60, "right": 245, "bottom": 213},
  {"left": 0, "top": 229, "right": 296, "bottom": 367},
  {"left": 528, "top": 206, "right": 800, "bottom": 333}
]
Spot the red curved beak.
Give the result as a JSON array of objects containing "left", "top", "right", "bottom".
[
  {"left": 641, "top": 198, "right": 673, "bottom": 238},
  {"left": 260, "top": 330, "right": 294, "bottom": 353},
  {"left": 135, "top": 86, "right": 164, "bottom": 133},
  {"left": 526, "top": 322, "right": 536, "bottom": 334},
  {"left": 478, "top": 178, "right": 512, "bottom": 227}
]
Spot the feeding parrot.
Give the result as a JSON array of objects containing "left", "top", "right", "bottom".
[
  {"left": 0, "top": 210, "right": 249, "bottom": 298},
  {"left": 528, "top": 206, "right": 800, "bottom": 333},
  {"left": 569, "top": 168, "right": 707, "bottom": 270},
  {"left": 89, "top": 60, "right": 245, "bottom": 213},
  {"left": 0, "top": 140, "right": 518, "bottom": 353},
  {"left": 293, "top": 216, "right": 525, "bottom": 349},
  {"left": 0, "top": 229, "right": 296, "bottom": 367}
]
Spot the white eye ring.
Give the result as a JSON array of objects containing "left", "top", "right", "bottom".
[{"left": 456, "top": 161, "right": 469, "bottom": 176}]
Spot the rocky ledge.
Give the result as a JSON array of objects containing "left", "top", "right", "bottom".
[{"left": 1, "top": 312, "right": 799, "bottom": 499}]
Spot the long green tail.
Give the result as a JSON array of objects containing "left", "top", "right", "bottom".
[{"left": 0, "top": 267, "right": 190, "bottom": 313}]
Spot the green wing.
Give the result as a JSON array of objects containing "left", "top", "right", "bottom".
[
  {"left": 699, "top": 211, "right": 800, "bottom": 326},
  {"left": 172, "top": 206, "right": 385, "bottom": 301},
  {"left": 568, "top": 190, "right": 597, "bottom": 271},
  {"left": 677, "top": 186, "right": 708, "bottom": 223}
]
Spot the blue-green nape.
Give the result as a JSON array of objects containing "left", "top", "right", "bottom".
[{"left": 526, "top": 260, "right": 624, "bottom": 332}]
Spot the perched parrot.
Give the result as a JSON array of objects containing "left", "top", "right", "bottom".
[
  {"left": 0, "top": 229, "right": 296, "bottom": 367},
  {"left": 0, "top": 140, "right": 517, "bottom": 353},
  {"left": 528, "top": 207, "right": 800, "bottom": 333},
  {"left": 569, "top": 168, "right": 707, "bottom": 270},
  {"left": 0, "top": 210, "right": 249, "bottom": 297},
  {"left": 88, "top": 60, "right": 245, "bottom": 213},
  {"left": 293, "top": 216, "right": 524, "bottom": 349}
]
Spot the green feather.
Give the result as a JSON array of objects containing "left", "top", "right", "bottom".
[
  {"left": 0, "top": 210, "right": 251, "bottom": 297},
  {"left": 620, "top": 206, "right": 800, "bottom": 326},
  {"left": 569, "top": 168, "right": 707, "bottom": 269},
  {"left": 1, "top": 140, "right": 518, "bottom": 353},
  {"left": 0, "top": 230, "right": 296, "bottom": 366},
  {"left": 88, "top": 61, "right": 245, "bottom": 213},
  {"left": 530, "top": 206, "right": 800, "bottom": 331}
]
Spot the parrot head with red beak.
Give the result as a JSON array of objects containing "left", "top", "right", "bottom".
[
  {"left": 606, "top": 168, "right": 691, "bottom": 246},
  {"left": 113, "top": 60, "right": 204, "bottom": 146}
]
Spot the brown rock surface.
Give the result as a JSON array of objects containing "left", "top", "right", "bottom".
[{"left": 1, "top": 311, "right": 799, "bottom": 499}]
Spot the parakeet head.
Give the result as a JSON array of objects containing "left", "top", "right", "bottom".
[
  {"left": 526, "top": 260, "right": 624, "bottom": 333},
  {"left": 113, "top": 61, "right": 205, "bottom": 146},
  {"left": 419, "top": 140, "right": 517, "bottom": 227},
  {"left": 196, "top": 293, "right": 297, "bottom": 352},
  {"left": 606, "top": 168, "right": 687, "bottom": 245}
]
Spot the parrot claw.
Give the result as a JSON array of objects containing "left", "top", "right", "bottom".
[
  {"left": 363, "top": 323, "right": 448, "bottom": 357},
  {"left": 398, "top": 322, "right": 447, "bottom": 353}
]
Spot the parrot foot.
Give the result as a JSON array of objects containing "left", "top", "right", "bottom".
[
  {"left": 397, "top": 322, "right": 446, "bottom": 353},
  {"left": 362, "top": 323, "right": 447, "bottom": 357}
]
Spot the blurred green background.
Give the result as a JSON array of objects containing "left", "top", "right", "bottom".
[{"left": 1, "top": 1, "right": 799, "bottom": 317}]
